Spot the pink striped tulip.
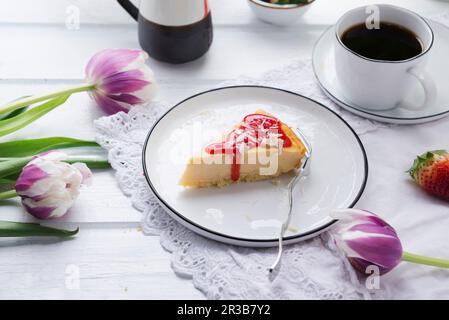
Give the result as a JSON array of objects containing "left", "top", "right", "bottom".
[
  {"left": 330, "top": 209, "right": 403, "bottom": 275},
  {"left": 85, "top": 48, "right": 157, "bottom": 115},
  {"left": 15, "top": 151, "right": 92, "bottom": 219}
]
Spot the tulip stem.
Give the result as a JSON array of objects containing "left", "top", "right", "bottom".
[
  {"left": 0, "top": 189, "right": 17, "bottom": 201},
  {"left": 402, "top": 251, "right": 449, "bottom": 268},
  {"left": 0, "top": 83, "right": 95, "bottom": 115}
]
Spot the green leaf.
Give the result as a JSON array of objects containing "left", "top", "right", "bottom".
[
  {"left": 407, "top": 150, "right": 448, "bottom": 178},
  {"left": 267, "top": 0, "right": 310, "bottom": 4},
  {"left": 66, "top": 157, "right": 110, "bottom": 169},
  {"left": 0, "top": 84, "right": 93, "bottom": 116},
  {"left": 0, "top": 221, "right": 78, "bottom": 237},
  {"left": 0, "top": 94, "right": 70, "bottom": 137},
  {"left": 0, "top": 95, "right": 30, "bottom": 120},
  {"left": 0, "top": 178, "right": 15, "bottom": 185},
  {"left": 0, "top": 172, "right": 20, "bottom": 181},
  {"left": 0, "top": 137, "right": 99, "bottom": 158},
  {"left": 0, "top": 106, "right": 29, "bottom": 121},
  {"left": 0, "top": 189, "right": 17, "bottom": 200},
  {"left": 0, "top": 180, "right": 15, "bottom": 192},
  {"left": 0, "top": 155, "right": 110, "bottom": 178},
  {"left": 0, "top": 157, "right": 32, "bottom": 179}
]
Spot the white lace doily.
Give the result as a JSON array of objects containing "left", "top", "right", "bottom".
[{"left": 94, "top": 59, "right": 386, "bottom": 300}]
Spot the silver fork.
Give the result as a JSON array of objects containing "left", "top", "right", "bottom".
[{"left": 268, "top": 127, "right": 312, "bottom": 273}]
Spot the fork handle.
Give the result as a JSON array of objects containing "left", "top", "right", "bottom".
[{"left": 268, "top": 173, "right": 301, "bottom": 273}]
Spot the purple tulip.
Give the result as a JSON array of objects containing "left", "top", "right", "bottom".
[
  {"left": 329, "top": 209, "right": 449, "bottom": 275},
  {"left": 15, "top": 151, "right": 92, "bottom": 219},
  {"left": 85, "top": 48, "right": 158, "bottom": 115},
  {"left": 329, "top": 209, "right": 403, "bottom": 275},
  {"left": 0, "top": 48, "right": 159, "bottom": 137}
]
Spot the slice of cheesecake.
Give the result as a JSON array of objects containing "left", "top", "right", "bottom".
[{"left": 180, "top": 110, "right": 306, "bottom": 188}]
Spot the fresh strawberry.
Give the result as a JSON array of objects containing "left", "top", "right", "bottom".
[{"left": 408, "top": 150, "right": 449, "bottom": 201}]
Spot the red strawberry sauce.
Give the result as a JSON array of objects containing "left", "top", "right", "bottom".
[{"left": 205, "top": 113, "right": 292, "bottom": 181}]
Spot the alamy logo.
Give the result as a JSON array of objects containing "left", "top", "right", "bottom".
[
  {"left": 365, "top": 5, "right": 380, "bottom": 30},
  {"left": 65, "top": 264, "right": 80, "bottom": 290},
  {"left": 66, "top": 5, "right": 80, "bottom": 30},
  {"left": 365, "top": 265, "right": 380, "bottom": 290},
  {"left": 181, "top": 122, "right": 285, "bottom": 176}
]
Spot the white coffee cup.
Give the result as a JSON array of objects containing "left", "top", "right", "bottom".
[{"left": 334, "top": 4, "right": 436, "bottom": 111}]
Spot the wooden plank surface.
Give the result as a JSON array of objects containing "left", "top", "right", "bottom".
[{"left": 0, "top": 0, "right": 448, "bottom": 299}]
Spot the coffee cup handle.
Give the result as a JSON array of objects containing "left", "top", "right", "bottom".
[{"left": 399, "top": 67, "right": 437, "bottom": 111}]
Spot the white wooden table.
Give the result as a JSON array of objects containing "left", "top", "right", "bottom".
[{"left": 1, "top": 0, "right": 448, "bottom": 300}]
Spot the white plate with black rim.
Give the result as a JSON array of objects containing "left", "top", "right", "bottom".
[
  {"left": 142, "top": 86, "right": 368, "bottom": 247},
  {"left": 313, "top": 19, "right": 449, "bottom": 124}
]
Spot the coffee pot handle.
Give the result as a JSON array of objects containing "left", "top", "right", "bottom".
[{"left": 117, "top": 0, "right": 138, "bottom": 21}]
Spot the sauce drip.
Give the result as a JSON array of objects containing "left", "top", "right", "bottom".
[{"left": 205, "top": 113, "right": 292, "bottom": 181}]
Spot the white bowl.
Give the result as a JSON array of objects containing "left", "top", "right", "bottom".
[{"left": 247, "top": 0, "right": 315, "bottom": 26}]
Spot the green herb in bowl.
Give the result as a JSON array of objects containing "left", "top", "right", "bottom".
[{"left": 263, "top": 0, "right": 311, "bottom": 4}]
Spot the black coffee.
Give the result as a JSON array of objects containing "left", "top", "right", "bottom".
[{"left": 341, "top": 22, "right": 423, "bottom": 61}]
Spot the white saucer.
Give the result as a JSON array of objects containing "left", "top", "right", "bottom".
[
  {"left": 313, "top": 19, "right": 449, "bottom": 124},
  {"left": 142, "top": 86, "right": 368, "bottom": 247}
]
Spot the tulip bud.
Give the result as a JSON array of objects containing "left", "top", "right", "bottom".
[
  {"left": 329, "top": 209, "right": 403, "bottom": 275},
  {"left": 15, "top": 151, "right": 92, "bottom": 219},
  {"left": 85, "top": 48, "right": 158, "bottom": 115}
]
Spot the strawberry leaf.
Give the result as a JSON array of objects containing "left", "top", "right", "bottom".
[{"left": 407, "top": 150, "right": 448, "bottom": 178}]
